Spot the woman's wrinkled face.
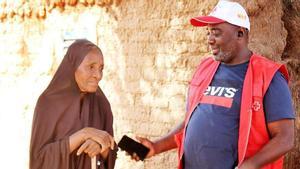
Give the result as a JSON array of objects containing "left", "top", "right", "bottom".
[{"left": 75, "top": 48, "right": 104, "bottom": 93}]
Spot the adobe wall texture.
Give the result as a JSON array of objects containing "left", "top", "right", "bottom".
[{"left": 0, "top": 0, "right": 298, "bottom": 168}]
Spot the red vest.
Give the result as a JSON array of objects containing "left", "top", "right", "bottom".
[{"left": 174, "top": 54, "right": 289, "bottom": 169}]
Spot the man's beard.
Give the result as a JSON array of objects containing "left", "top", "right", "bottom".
[{"left": 213, "top": 50, "right": 232, "bottom": 63}]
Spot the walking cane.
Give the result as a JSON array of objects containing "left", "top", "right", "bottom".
[{"left": 91, "top": 156, "right": 96, "bottom": 169}]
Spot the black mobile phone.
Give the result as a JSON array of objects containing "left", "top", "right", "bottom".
[{"left": 117, "top": 135, "right": 150, "bottom": 161}]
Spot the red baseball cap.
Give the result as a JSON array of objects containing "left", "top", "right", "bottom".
[
  {"left": 190, "top": 16, "right": 225, "bottom": 27},
  {"left": 190, "top": 0, "right": 250, "bottom": 31}
]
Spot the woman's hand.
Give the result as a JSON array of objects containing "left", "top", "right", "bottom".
[
  {"left": 69, "top": 127, "right": 114, "bottom": 154},
  {"left": 77, "top": 139, "right": 102, "bottom": 157},
  {"left": 81, "top": 127, "right": 115, "bottom": 151}
]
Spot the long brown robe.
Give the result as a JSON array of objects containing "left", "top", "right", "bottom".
[{"left": 30, "top": 39, "right": 117, "bottom": 169}]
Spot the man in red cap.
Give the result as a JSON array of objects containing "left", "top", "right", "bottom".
[{"left": 133, "top": 1, "right": 295, "bottom": 169}]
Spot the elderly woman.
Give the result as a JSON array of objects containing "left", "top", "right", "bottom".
[{"left": 30, "top": 39, "right": 117, "bottom": 169}]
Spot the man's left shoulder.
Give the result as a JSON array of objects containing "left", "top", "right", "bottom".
[
  {"left": 251, "top": 53, "right": 280, "bottom": 65},
  {"left": 251, "top": 53, "right": 285, "bottom": 72}
]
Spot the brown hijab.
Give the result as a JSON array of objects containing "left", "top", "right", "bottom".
[{"left": 30, "top": 39, "right": 117, "bottom": 169}]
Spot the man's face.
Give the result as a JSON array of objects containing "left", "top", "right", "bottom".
[
  {"left": 75, "top": 48, "right": 104, "bottom": 93},
  {"left": 207, "top": 23, "right": 240, "bottom": 64}
]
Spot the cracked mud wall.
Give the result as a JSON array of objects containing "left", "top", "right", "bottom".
[{"left": 282, "top": 0, "right": 300, "bottom": 168}]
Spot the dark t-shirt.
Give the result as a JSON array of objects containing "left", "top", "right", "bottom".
[{"left": 183, "top": 62, "right": 295, "bottom": 169}]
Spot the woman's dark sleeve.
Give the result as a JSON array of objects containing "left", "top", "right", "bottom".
[{"left": 29, "top": 98, "right": 70, "bottom": 169}]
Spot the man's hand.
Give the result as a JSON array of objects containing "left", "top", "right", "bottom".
[
  {"left": 127, "top": 121, "right": 184, "bottom": 161},
  {"left": 238, "top": 159, "right": 259, "bottom": 169},
  {"left": 128, "top": 136, "right": 156, "bottom": 161}
]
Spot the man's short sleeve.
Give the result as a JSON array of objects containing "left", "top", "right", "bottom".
[{"left": 264, "top": 71, "right": 295, "bottom": 122}]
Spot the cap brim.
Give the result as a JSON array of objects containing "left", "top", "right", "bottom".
[{"left": 190, "top": 16, "right": 225, "bottom": 27}]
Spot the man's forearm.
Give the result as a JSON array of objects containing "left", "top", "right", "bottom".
[
  {"left": 240, "top": 119, "right": 294, "bottom": 169},
  {"left": 153, "top": 121, "right": 185, "bottom": 155},
  {"left": 242, "top": 136, "right": 293, "bottom": 168}
]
